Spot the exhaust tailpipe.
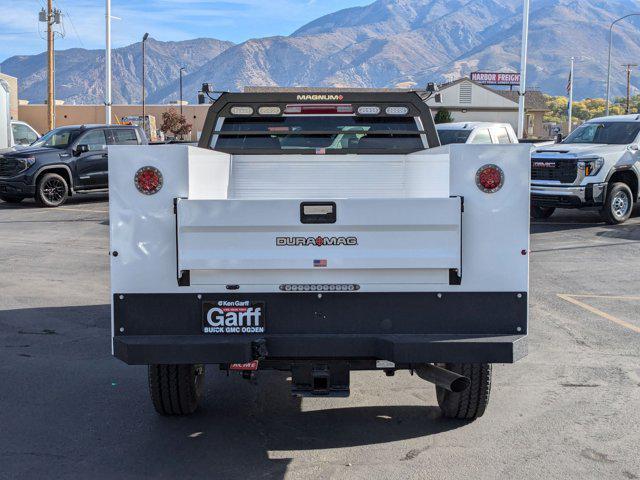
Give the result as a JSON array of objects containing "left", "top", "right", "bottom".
[{"left": 416, "top": 364, "right": 470, "bottom": 393}]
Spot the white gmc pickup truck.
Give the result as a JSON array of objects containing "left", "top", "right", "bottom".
[
  {"left": 531, "top": 114, "right": 640, "bottom": 223},
  {"left": 109, "top": 90, "right": 530, "bottom": 419}
]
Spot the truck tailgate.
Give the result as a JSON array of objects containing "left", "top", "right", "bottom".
[{"left": 176, "top": 197, "right": 462, "bottom": 286}]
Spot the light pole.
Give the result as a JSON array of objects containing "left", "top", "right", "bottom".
[
  {"left": 517, "top": 0, "right": 530, "bottom": 139},
  {"left": 141, "top": 33, "right": 149, "bottom": 135},
  {"left": 568, "top": 57, "right": 574, "bottom": 134},
  {"left": 179, "top": 67, "right": 185, "bottom": 116},
  {"left": 606, "top": 13, "right": 640, "bottom": 116}
]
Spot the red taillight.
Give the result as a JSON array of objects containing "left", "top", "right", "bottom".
[
  {"left": 476, "top": 164, "right": 504, "bottom": 193},
  {"left": 284, "top": 104, "right": 353, "bottom": 114},
  {"left": 134, "top": 166, "right": 163, "bottom": 195}
]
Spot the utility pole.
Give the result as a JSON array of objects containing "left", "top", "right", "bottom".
[
  {"left": 105, "top": 0, "right": 112, "bottom": 124},
  {"left": 622, "top": 64, "right": 637, "bottom": 114},
  {"left": 179, "top": 67, "right": 185, "bottom": 116},
  {"left": 517, "top": 0, "right": 530, "bottom": 138},
  {"left": 39, "top": 2, "right": 62, "bottom": 131},
  {"left": 47, "top": 0, "right": 54, "bottom": 131}
]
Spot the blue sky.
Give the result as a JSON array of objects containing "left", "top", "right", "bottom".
[{"left": 0, "top": 0, "right": 372, "bottom": 62}]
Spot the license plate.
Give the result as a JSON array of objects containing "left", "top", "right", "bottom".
[{"left": 202, "top": 300, "right": 266, "bottom": 334}]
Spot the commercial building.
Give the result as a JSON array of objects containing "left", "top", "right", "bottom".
[
  {"left": 18, "top": 104, "right": 210, "bottom": 141},
  {"left": 424, "top": 77, "right": 550, "bottom": 138}
]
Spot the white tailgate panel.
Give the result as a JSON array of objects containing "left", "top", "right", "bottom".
[{"left": 177, "top": 197, "right": 461, "bottom": 285}]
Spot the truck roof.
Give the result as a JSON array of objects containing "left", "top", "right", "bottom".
[
  {"left": 49, "top": 124, "right": 141, "bottom": 130},
  {"left": 587, "top": 114, "right": 640, "bottom": 123},
  {"left": 436, "top": 122, "right": 512, "bottom": 130}
]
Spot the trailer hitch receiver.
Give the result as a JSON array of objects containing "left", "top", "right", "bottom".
[{"left": 291, "top": 362, "right": 350, "bottom": 397}]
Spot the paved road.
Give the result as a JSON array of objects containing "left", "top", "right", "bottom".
[{"left": 1, "top": 197, "right": 639, "bottom": 480}]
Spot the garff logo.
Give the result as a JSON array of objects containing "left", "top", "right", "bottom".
[
  {"left": 203, "top": 300, "right": 265, "bottom": 334},
  {"left": 276, "top": 236, "right": 358, "bottom": 247},
  {"left": 296, "top": 94, "right": 344, "bottom": 101}
]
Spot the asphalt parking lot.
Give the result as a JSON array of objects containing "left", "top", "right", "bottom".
[{"left": 1, "top": 196, "right": 639, "bottom": 480}]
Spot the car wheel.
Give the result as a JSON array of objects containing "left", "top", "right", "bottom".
[
  {"left": 36, "top": 172, "right": 68, "bottom": 207},
  {"left": 0, "top": 195, "right": 24, "bottom": 204},
  {"left": 436, "top": 363, "right": 491, "bottom": 420},
  {"left": 531, "top": 206, "right": 555, "bottom": 219},
  {"left": 148, "top": 364, "right": 205, "bottom": 415},
  {"left": 600, "top": 182, "right": 633, "bottom": 225}
]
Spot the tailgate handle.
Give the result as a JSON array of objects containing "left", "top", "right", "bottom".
[{"left": 300, "top": 202, "right": 336, "bottom": 224}]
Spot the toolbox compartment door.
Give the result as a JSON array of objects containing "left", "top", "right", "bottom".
[{"left": 176, "top": 197, "right": 462, "bottom": 286}]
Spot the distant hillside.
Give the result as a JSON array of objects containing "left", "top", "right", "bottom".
[
  {"left": 3, "top": 0, "right": 640, "bottom": 104},
  {"left": 0, "top": 38, "right": 233, "bottom": 104}
]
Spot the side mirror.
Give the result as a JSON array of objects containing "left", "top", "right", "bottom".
[
  {"left": 555, "top": 133, "right": 563, "bottom": 144},
  {"left": 629, "top": 144, "right": 639, "bottom": 151},
  {"left": 74, "top": 144, "right": 89, "bottom": 156}
]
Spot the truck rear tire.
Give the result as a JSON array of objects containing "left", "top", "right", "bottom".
[
  {"left": 531, "top": 206, "right": 555, "bottom": 219},
  {"left": 148, "top": 364, "right": 204, "bottom": 415},
  {"left": 435, "top": 363, "right": 491, "bottom": 420},
  {"left": 600, "top": 182, "right": 633, "bottom": 225}
]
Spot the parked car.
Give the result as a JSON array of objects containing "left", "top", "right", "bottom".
[
  {"left": 0, "top": 124, "right": 147, "bottom": 207},
  {"left": 10, "top": 120, "right": 40, "bottom": 148},
  {"left": 1, "top": 78, "right": 40, "bottom": 150},
  {"left": 436, "top": 122, "right": 518, "bottom": 145},
  {"left": 531, "top": 114, "right": 640, "bottom": 224}
]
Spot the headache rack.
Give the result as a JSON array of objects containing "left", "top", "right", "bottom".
[{"left": 198, "top": 90, "right": 441, "bottom": 152}]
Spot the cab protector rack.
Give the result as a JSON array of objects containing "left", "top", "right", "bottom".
[{"left": 197, "top": 91, "right": 441, "bottom": 153}]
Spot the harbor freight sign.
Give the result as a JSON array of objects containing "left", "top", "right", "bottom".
[{"left": 471, "top": 72, "right": 521, "bottom": 86}]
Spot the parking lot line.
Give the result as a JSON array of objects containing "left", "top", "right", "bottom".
[
  {"left": 567, "top": 294, "right": 640, "bottom": 301},
  {"left": 20, "top": 206, "right": 109, "bottom": 214},
  {"left": 557, "top": 293, "right": 640, "bottom": 334}
]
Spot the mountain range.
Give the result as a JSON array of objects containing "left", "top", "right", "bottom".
[{"left": 2, "top": 0, "right": 640, "bottom": 105}]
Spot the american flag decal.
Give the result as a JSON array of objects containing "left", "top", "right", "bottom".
[{"left": 313, "top": 259, "right": 327, "bottom": 267}]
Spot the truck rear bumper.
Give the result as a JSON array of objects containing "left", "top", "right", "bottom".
[
  {"left": 113, "top": 333, "right": 527, "bottom": 365},
  {"left": 112, "top": 291, "right": 528, "bottom": 365}
]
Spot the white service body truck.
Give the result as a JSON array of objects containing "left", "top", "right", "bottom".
[{"left": 109, "top": 91, "right": 530, "bottom": 419}]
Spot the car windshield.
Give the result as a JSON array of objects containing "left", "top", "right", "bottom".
[
  {"left": 212, "top": 116, "right": 424, "bottom": 153},
  {"left": 30, "top": 127, "right": 82, "bottom": 149},
  {"left": 437, "top": 129, "right": 471, "bottom": 145},
  {"left": 563, "top": 122, "right": 640, "bottom": 145}
]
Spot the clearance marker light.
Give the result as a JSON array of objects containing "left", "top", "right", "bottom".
[
  {"left": 258, "top": 106, "right": 281, "bottom": 115},
  {"left": 230, "top": 106, "right": 254, "bottom": 115},
  {"left": 279, "top": 284, "right": 360, "bottom": 292},
  {"left": 357, "top": 106, "right": 381, "bottom": 115},
  {"left": 385, "top": 106, "right": 409, "bottom": 115}
]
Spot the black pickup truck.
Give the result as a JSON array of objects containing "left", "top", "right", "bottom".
[{"left": 0, "top": 124, "right": 147, "bottom": 207}]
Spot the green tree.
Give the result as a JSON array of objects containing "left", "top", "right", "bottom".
[{"left": 434, "top": 109, "right": 454, "bottom": 124}]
